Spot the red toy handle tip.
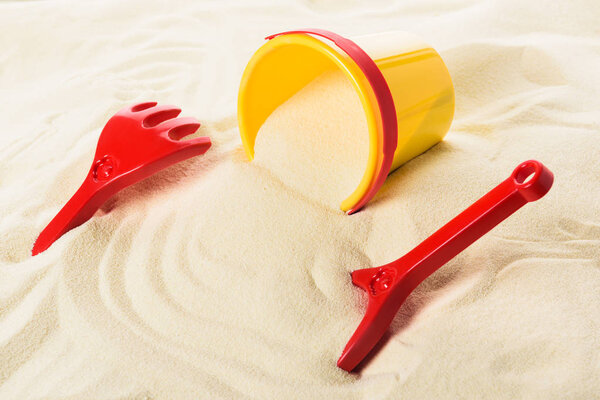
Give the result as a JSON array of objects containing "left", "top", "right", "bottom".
[{"left": 511, "top": 160, "right": 554, "bottom": 202}]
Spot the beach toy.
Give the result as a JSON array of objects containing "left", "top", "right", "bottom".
[
  {"left": 32, "top": 102, "right": 211, "bottom": 256},
  {"left": 238, "top": 29, "right": 455, "bottom": 213},
  {"left": 337, "top": 160, "right": 554, "bottom": 371}
]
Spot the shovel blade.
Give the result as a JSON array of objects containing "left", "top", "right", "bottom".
[{"left": 338, "top": 266, "right": 406, "bottom": 371}]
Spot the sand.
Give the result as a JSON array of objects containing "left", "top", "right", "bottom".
[
  {"left": 1, "top": 0, "right": 600, "bottom": 399},
  {"left": 254, "top": 70, "right": 369, "bottom": 210}
]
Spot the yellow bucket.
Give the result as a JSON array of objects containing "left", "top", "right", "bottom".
[{"left": 238, "top": 29, "right": 454, "bottom": 213}]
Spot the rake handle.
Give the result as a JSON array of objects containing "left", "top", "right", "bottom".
[{"left": 31, "top": 175, "right": 116, "bottom": 256}]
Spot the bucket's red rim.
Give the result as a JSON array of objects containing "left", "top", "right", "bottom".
[{"left": 266, "top": 29, "right": 398, "bottom": 214}]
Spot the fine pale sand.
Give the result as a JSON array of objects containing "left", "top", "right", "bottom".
[
  {"left": 255, "top": 70, "right": 369, "bottom": 209},
  {"left": 1, "top": 0, "right": 599, "bottom": 399}
]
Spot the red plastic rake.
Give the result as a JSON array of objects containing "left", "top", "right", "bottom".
[{"left": 32, "top": 102, "right": 211, "bottom": 256}]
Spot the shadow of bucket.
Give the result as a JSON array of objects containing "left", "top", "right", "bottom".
[{"left": 238, "top": 29, "right": 455, "bottom": 213}]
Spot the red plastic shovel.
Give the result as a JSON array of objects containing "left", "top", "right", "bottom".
[
  {"left": 337, "top": 160, "right": 554, "bottom": 371},
  {"left": 32, "top": 102, "right": 211, "bottom": 256}
]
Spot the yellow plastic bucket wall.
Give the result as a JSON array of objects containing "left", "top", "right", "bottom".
[{"left": 238, "top": 31, "right": 455, "bottom": 211}]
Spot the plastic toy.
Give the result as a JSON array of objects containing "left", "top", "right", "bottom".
[
  {"left": 32, "top": 102, "right": 211, "bottom": 255},
  {"left": 238, "top": 29, "right": 455, "bottom": 213},
  {"left": 337, "top": 160, "right": 554, "bottom": 371}
]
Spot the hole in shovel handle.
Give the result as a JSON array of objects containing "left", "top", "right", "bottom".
[{"left": 511, "top": 160, "right": 554, "bottom": 202}]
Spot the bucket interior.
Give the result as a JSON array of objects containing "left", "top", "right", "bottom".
[{"left": 238, "top": 33, "right": 383, "bottom": 212}]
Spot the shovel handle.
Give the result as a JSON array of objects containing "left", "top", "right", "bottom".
[{"left": 391, "top": 159, "right": 554, "bottom": 290}]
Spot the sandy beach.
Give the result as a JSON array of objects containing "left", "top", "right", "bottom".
[{"left": 1, "top": 0, "right": 599, "bottom": 398}]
